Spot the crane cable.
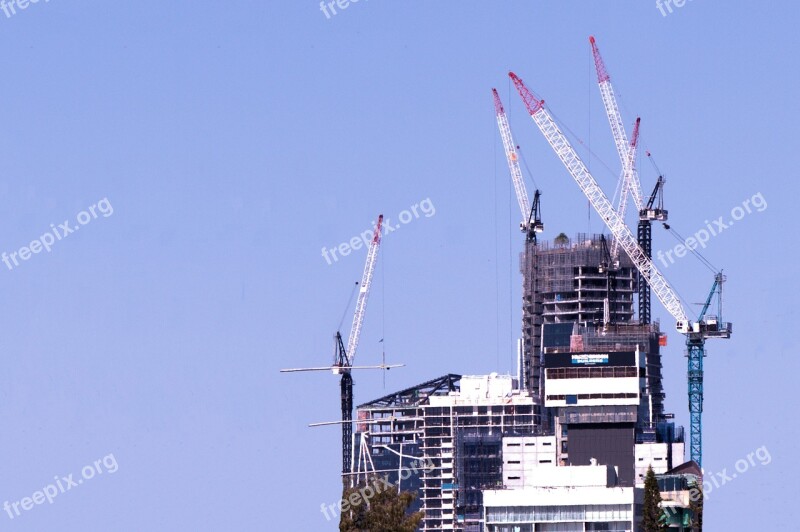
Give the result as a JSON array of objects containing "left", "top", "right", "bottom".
[
  {"left": 550, "top": 108, "right": 620, "bottom": 183},
  {"left": 516, "top": 144, "right": 540, "bottom": 191},
  {"left": 337, "top": 281, "right": 359, "bottom": 333},
  {"left": 661, "top": 224, "right": 719, "bottom": 275}
]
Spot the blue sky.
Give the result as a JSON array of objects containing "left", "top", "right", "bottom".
[{"left": 0, "top": 1, "right": 795, "bottom": 529}]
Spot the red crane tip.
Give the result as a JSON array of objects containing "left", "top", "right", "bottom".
[
  {"left": 589, "top": 36, "right": 596, "bottom": 44},
  {"left": 492, "top": 89, "right": 505, "bottom": 115},
  {"left": 508, "top": 72, "right": 545, "bottom": 116}
]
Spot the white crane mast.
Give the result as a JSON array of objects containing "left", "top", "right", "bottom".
[
  {"left": 611, "top": 117, "right": 641, "bottom": 260},
  {"left": 492, "top": 88, "right": 530, "bottom": 223},
  {"left": 590, "top": 36, "right": 644, "bottom": 213},
  {"left": 509, "top": 72, "right": 689, "bottom": 327},
  {"left": 346, "top": 215, "right": 383, "bottom": 366}
]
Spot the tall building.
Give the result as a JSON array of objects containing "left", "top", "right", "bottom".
[
  {"left": 347, "top": 234, "right": 689, "bottom": 531},
  {"left": 352, "top": 374, "right": 461, "bottom": 514},
  {"left": 520, "top": 234, "right": 637, "bottom": 400},
  {"left": 354, "top": 374, "right": 542, "bottom": 532},
  {"left": 484, "top": 461, "right": 642, "bottom": 531},
  {"left": 540, "top": 321, "right": 683, "bottom": 487}
]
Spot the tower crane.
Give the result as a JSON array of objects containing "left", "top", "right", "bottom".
[
  {"left": 590, "top": 36, "right": 668, "bottom": 325},
  {"left": 509, "top": 72, "right": 732, "bottom": 466},
  {"left": 639, "top": 161, "right": 668, "bottom": 324},
  {"left": 282, "top": 214, "right": 403, "bottom": 483},
  {"left": 493, "top": 88, "right": 543, "bottom": 243},
  {"left": 493, "top": 88, "right": 543, "bottom": 394}
]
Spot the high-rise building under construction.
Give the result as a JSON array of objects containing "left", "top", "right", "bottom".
[
  {"left": 519, "top": 233, "right": 639, "bottom": 405},
  {"left": 349, "top": 234, "right": 691, "bottom": 531}
]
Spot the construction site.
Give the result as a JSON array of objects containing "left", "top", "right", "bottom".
[{"left": 286, "top": 36, "right": 732, "bottom": 532}]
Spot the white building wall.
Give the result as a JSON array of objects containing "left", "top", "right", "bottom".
[
  {"left": 484, "top": 485, "right": 637, "bottom": 507},
  {"left": 483, "top": 473, "right": 641, "bottom": 531},
  {"left": 545, "top": 377, "right": 639, "bottom": 397},
  {"left": 502, "top": 436, "right": 557, "bottom": 488},
  {"left": 634, "top": 442, "right": 686, "bottom": 487}
]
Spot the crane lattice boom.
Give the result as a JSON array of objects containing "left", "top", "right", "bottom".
[
  {"left": 589, "top": 36, "right": 644, "bottom": 212},
  {"left": 611, "top": 117, "right": 641, "bottom": 260},
  {"left": 346, "top": 215, "right": 383, "bottom": 366},
  {"left": 493, "top": 89, "right": 531, "bottom": 223},
  {"left": 509, "top": 72, "right": 689, "bottom": 327}
]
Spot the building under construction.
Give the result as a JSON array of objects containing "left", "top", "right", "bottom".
[
  {"left": 354, "top": 374, "right": 543, "bottom": 531},
  {"left": 519, "top": 233, "right": 638, "bottom": 406},
  {"left": 337, "top": 36, "right": 728, "bottom": 531},
  {"left": 350, "top": 234, "right": 689, "bottom": 531}
]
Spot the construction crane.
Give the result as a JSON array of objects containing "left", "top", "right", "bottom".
[
  {"left": 639, "top": 160, "right": 668, "bottom": 324},
  {"left": 492, "top": 88, "right": 543, "bottom": 243},
  {"left": 589, "top": 36, "right": 644, "bottom": 215},
  {"left": 509, "top": 72, "right": 732, "bottom": 466},
  {"left": 281, "top": 214, "right": 403, "bottom": 482},
  {"left": 493, "top": 88, "right": 543, "bottom": 394},
  {"left": 590, "top": 36, "right": 667, "bottom": 325}
]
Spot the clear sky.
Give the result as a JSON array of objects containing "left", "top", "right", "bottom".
[{"left": 0, "top": 1, "right": 795, "bottom": 530}]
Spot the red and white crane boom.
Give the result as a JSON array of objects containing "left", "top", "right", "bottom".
[
  {"left": 611, "top": 117, "right": 641, "bottom": 260},
  {"left": 589, "top": 36, "right": 644, "bottom": 213},
  {"left": 493, "top": 88, "right": 531, "bottom": 224},
  {"left": 508, "top": 72, "right": 689, "bottom": 329},
  {"left": 345, "top": 215, "right": 383, "bottom": 367}
]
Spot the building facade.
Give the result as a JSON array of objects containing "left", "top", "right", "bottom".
[
  {"left": 484, "top": 463, "right": 641, "bottom": 531},
  {"left": 348, "top": 234, "right": 692, "bottom": 531}
]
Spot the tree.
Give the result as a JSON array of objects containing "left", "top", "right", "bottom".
[
  {"left": 339, "top": 476, "right": 424, "bottom": 532},
  {"left": 689, "top": 481, "right": 703, "bottom": 531},
  {"left": 641, "top": 466, "right": 666, "bottom": 531},
  {"left": 554, "top": 232, "right": 570, "bottom": 246}
]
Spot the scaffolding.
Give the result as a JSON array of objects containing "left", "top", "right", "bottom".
[
  {"left": 521, "top": 233, "right": 640, "bottom": 419},
  {"left": 526, "top": 234, "right": 638, "bottom": 325}
]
